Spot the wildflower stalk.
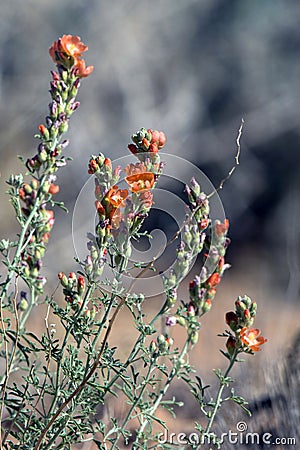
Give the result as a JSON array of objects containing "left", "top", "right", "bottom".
[
  {"left": 34, "top": 257, "right": 129, "bottom": 449},
  {"left": 201, "top": 347, "right": 239, "bottom": 445},
  {"left": 0, "top": 36, "right": 268, "bottom": 450}
]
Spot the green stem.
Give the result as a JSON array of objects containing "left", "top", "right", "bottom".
[
  {"left": 37, "top": 257, "right": 129, "bottom": 449},
  {"left": 103, "top": 300, "right": 168, "bottom": 396},
  {"left": 47, "top": 284, "right": 94, "bottom": 418},
  {"left": 134, "top": 340, "right": 189, "bottom": 447},
  {"left": 108, "top": 360, "right": 156, "bottom": 448},
  {"left": 201, "top": 348, "right": 239, "bottom": 445}
]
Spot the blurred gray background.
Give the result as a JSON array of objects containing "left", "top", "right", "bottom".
[
  {"left": 1, "top": 1, "right": 300, "bottom": 443},
  {"left": 0, "top": 1, "right": 299, "bottom": 336}
]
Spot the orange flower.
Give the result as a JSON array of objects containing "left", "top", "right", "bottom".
[
  {"left": 49, "top": 35, "right": 87, "bottom": 62},
  {"left": 105, "top": 186, "right": 128, "bottom": 208},
  {"left": 215, "top": 218, "right": 229, "bottom": 236},
  {"left": 74, "top": 58, "right": 94, "bottom": 78},
  {"left": 125, "top": 172, "right": 155, "bottom": 193},
  {"left": 48, "top": 184, "right": 60, "bottom": 195},
  {"left": 206, "top": 273, "right": 221, "bottom": 288},
  {"left": 49, "top": 35, "right": 93, "bottom": 77},
  {"left": 240, "top": 327, "right": 267, "bottom": 352}
]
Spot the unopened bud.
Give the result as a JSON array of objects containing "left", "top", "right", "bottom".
[
  {"left": 202, "top": 299, "right": 212, "bottom": 313},
  {"left": 189, "top": 331, "right": 198, "bottom": 345},
  {"left": 187, "top": 304, "right": 195, "bottom": 317},
  {"left": 58, "top": 271, "right": 68, "bottom": 288},
  {"left": 149, "top": 340, "right": 157, "bottom": 355},
  {"left": 176, "top": 316, "right": 187, "bottom": 327},
  {"left": 19, "top": 299, "right": 29, "bottom": 311},
  {"left": 226, "top": 336, "right": 237, "bottom": 356},
  {"left": 225, "top": 311, "right": 239, "bottom": 331},
  {"left": 77, "top": 275, "right": 85, "bottom": 295}
]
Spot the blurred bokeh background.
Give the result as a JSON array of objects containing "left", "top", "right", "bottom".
[{"left": 0, "top": 0, "right": 299, "bottom": 445}]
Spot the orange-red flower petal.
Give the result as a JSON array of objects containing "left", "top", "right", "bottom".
[
  {"left": 74, "top": 58, "right": 94, "bottom": 78},
  {"left": 60, "top": 35, "right": 88, "bottom": 58},
  {"left": 105, "top": 186, "right": 128, "bottom": 208},
  {"left": 240, "top": 327, "right": 267, "bottom": 352},
  {"left": 125, "top": 172, "right": 155, "bottom": 193},
  {"left": 215, "top": 218, "right": 229, "bottom": 236}
]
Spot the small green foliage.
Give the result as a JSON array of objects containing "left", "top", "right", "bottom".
[{"left": 0, "top": 35, "right": 266, "bottom": 450}]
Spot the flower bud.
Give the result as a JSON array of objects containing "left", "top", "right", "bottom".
[
  {"left": 226, "top": 336, "right": 237, "bottom": 356},
  {"left": 48, "top": 184, "right": 60, "bottom": 195},
  {"left": 19, "top": 299, "right": 29, "bottom": 311},
  {"left": 39, "top": 124, "right": 49, "bottom": 140},
  {"left": 189, "top": 331, "right": 198, "bottom": 345},
  {"left": 235, "top": 299, "right": 247, "bottom": 313},
  {"left": 250, "top": 301, "right": 257, "bottom": 316},
  {"left": 176, "top": 316, "right": 187, "bottom": 327},
  {"left": 149, "top": 340, "right": 157, "bottom": 355},
  {"left": 58, "top": 271, "right": 68, "bottom": 288},
  {"left": 59, "top": 121, "right": 69, "bottom": 134},
  {"left": 187, "top": 304, "right": 195, "bottom": 317},
  {"left": 202, "top": 299, "right": 212, "bottom": 313},
  {"left": 225, "top": 311, "right": 239, "bottom": 331},
  {"left": 190, "top": 177, "right": 200, "bottom": 197},
  {"left": 38, "top": 149, "right": 48, "bottom": 163},
  {"left": 165, "top": 337, "right": 174, "bottom": 349},
  {"left": 77, "top": 275, "right": 85, "bottom": 295},
  {"left": 206, "top": 273, "right": 221, "bottom": 288}
]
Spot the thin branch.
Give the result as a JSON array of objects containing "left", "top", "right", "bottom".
[
  {"left": 1, "top": 277, "right": 20, "bottom": 448},
  {"left": 33, "top": 291, "right": 128, "bottom": 450},
  {"left": 208, "top": 118, "right": 244, "bottom": 198}
]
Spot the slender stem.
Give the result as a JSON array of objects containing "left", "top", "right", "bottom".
[
  {"left": 47, "top": 284, "right": 94, "bottom": 417},
  {"left": 103, "top": 300, "right": 168, "bottom": 397},
  {"left": 134, "top": 341, "right": 189, "bottom": 446},
  {"left": 108, "top": 361, "right": 156, "bottom": 448},
  {"left": 34, "top": 258, "right": 129, "bottom": 449},
  {"left": 198, "top": 348, "right": 239, "bottom": 447}
]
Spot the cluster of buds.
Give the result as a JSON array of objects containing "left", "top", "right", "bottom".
[
  {"left": 88, "top": 154, "right": 121, "bottom": 187},
  {"left": 163, "top": 178, "right": 213, "bottom": 308},
  {"left": 84, "top": 236, "right": 107, "bottom": 279},
  {"left": 58, "top": 271, "right": 96, "bottom": 319},
  {"left": 226, "top": 295, "right": 257, "bottom": 332},
  {"left": 18, "top": 177, "right": 60, "bottom": 289},
  {"left": 185, "top": 177, "right": 210, "bottom": 230},
  {"left": 188, "top": 218, "right": 230, "bottom": 314},
  {"left": 18, "top": 177, "right": 59, "bottom": 214},
  {"left": 86, "top": 129, "right": 166, "bottom": 273},
  {"left": 163, "top": 217, "right": 230, "bottom": 344},
  {"left": 27, "top": 35, "right": 92, "bottom": 174},
  {"left": 166, "top": 303, "right": 200, "bottom": 346},
  {"left": 88, "top": 154, "right": 125, "bottom": 249},
  {"left": 225, "top": 295, "right": 267, "bottom": 355},
  {"left": 128, "top": 127, "right": 166, "bottom": 160},
  {"left": 149, "top": 334, "right": 174, "bottom": 357},
  {"left": 11, "top": 35, "right": 93, "bottom": 294}
]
